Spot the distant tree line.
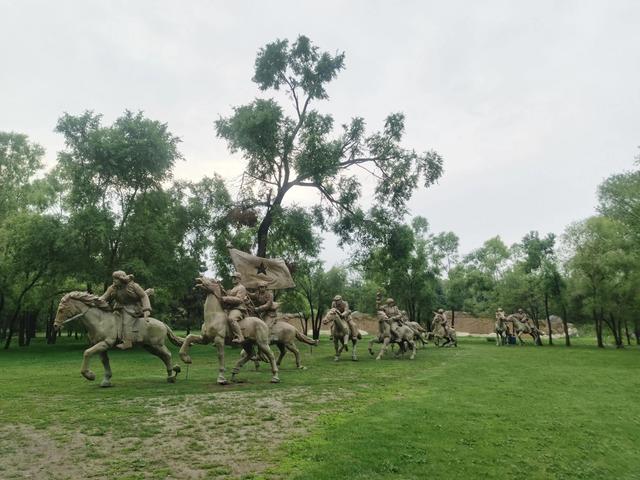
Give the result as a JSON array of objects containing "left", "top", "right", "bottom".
[{"left": 1, "top": 35, "right": 637, "bottom": 349}]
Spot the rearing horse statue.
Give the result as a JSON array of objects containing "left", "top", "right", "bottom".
[
  {"left": 178, "top": 277, "right": 279, "bottom": 384},
  {"left": 53, "top": 292, "right": 183, "bottom": 386}
]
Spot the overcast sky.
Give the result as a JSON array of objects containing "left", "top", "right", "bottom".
[{"left": 2, "top": 0, "right": 639, "bottom": 265}]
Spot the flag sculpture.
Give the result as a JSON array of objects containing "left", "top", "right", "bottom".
[{"left": 228, "top": 248, "right": 295, "bottom": 289}]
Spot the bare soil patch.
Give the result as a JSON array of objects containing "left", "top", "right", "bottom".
[{"left": 0, "top": 387, "right": 352, "bottom": 480}]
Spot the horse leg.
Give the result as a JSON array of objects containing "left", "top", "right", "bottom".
[
  {"left": 517, "top": 332, "right": 525, "bottom": 345},
  {"left": 257, "top": 342, "right": 280, "bottom": 383},
  {"left": 243, "top": 348, "right": 261, "bottom": 371},
  {"left": 231, "top": 345, "right": 254, "bottom": 382},
  {"left": 143, "top": 344, "right": 179, "bottom": 383},
  {"left": 285, "top": 343, "right": 304, "bottom": 369},
  {"left": 368, "top": 338, "right": 377, "bottom": 356},
  {"left": 351, "top": 338, "right": 358, "bottom": 361},
  {"left": 179, "top": 334, "right": 204, "bottom": 364},
  {"left": 213, "top": 336, "right": 228, "bottom": 385},
  {"left": 339, "top": 334, "right": 349, "bottom": 355},
  {"left": 98, "top": 351, "right": 113, "bottom": 387},
  {"left": 276, "top": 343, "right": 287, "bottom": 367},
  {"left": 80, "top": 341, "right": 110, "bottom": 381},
  {"left": 376, "top": 337, "right": 391, "bottom": 360},
  {"left": 333, "top": 336, "right": 340, "bottom": 362},
  {"left": 408, "top": 339, "right": 416, "bottom": 360}
]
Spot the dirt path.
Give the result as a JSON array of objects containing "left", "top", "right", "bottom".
[{"left": 0, "top": 387, "right": 352, "bottom": 480}]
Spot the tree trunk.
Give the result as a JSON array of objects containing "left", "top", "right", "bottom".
[
  {"left": 451, "top": 309, "right": 455, "bottom": 328},
  {"left": 3, "top": 271, "right": 43, "bottom": 349},
  {"left": 257, "top": 208, "right": 275, "bottom": 258},
  {"left": 312, "top": 307, "right": 324, "bottom": 340},
  {"left": 593, "top": 307, "right": 603, "bottom": 348},
  {"left": 544, "top": 292, "right": 553, "bottom": 346},
  {"left": 46, "top": 299, "right": 57, "bottom": 344},
  {"left": 0, "top": 290, "right": 5, "bottom": 339},
  {"left": 25, "top": 312, "right": 36, "bottom": 346},
  {"left": 18, "top": 313, "right": 26, "bottom": 347},
  {"left": 4, "top": 320, "right": 15, "bottom": 350},
  {"left": 561, "top": 303, "right": 571, "bottom": 347},
  {"left": 611, "top": 313, "right": 623, "bottom": 348},
  {"left": 624, "top": 317, "right": 631, "bottom": 346}
]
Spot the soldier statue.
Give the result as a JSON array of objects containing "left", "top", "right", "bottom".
[
  {"left": 220, "top": 272, "right": 247, "bottom": 344},
  {"left": 99, "top": 270, "right": 151, "bottom": 350},
  {"left": 249, "top": 280, "right": 278, "bottom": 327},
  {"left": 433, "top": 308, "right": 452, "bottom": 337},
  {"left": 376, "top": 293, "right": 404, "bottom": 340},
  {"left": 515, "top": 308, "right": 532, "bottom": 328},
  {"left": 331, "top": 295, "right": 360, "bottom": 340}
]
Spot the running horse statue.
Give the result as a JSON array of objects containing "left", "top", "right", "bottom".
[
  {"left": 247, "top": 314, "right": 319, "bottom": 370},
  {"left": 368, "top": 314, "right": 417, "bottom": 360},
  {"left": 506, "top": 314, "right": 541, "bottom": 346},
  {"left": 178, "top": 277, "right": 280, "bottom": 384},
  {"left": 322, "top": 308, "right": 359, "bottom": 361},
  {"left": 53, "top": 292, "right": 183, "bottom": 386}
]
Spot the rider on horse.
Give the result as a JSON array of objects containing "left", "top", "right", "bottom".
[
  {"left": 377, "top": 294, "right": 404, "bottom": 341},
  {"left": 331, "top": 295, "right": 360, "bottom": 340},
  {"left": 221, "top": 272, "right": 247, "bottom": 344},
  {"left": 515, "top": 308, "right": 534, "bottom": 331},
  {"left": 99, "top": 270, "right": 151, "bottom": 350},
  {"left": 433, "top": 308, "right": 451, "bottom": 336},
  {"left": 496, "top": 307, "right": 508, "bottom": 332},
  {"left": 249, "top": 280, "right": 278, "bottom": 327}
]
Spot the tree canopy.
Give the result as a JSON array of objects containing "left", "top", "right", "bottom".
[{"left": 215, "top": 35, "right": 443, "bottom": 257}]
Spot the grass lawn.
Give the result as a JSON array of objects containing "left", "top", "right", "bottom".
[{"left": 0, "top": 334, "right": 638, "bottom": 479}]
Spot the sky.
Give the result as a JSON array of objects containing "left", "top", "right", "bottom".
[{"left": 1, "top": 0, "right": 639, "bottom": 265}]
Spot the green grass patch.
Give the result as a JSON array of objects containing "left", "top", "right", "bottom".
[{"left": 0, "top": 334, "right": 638, "bottom": 479}]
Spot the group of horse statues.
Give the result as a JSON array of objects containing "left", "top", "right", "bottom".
[
  {"left": 52, "top": 268, "right": 538, "bottom": 388},
  {"left": 494, "top": 307, "right": 542, "bottom": 346}
]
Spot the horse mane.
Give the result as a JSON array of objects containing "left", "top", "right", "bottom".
[{"left": 61, "top": 291, "right": 112, "bottom": 311}]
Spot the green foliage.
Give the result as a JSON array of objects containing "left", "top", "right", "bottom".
[
  {"left": 216, "top": 35, "right": 443, "bottom": 256},
  {"left": 362, "top": 218, "right": 445, "bottom": 323},
  {"left": 0, "top": 132, "right": 45, "bottom": 219},
  {"left": 598, "top": 168, "right": 640, "bottom": 238}
]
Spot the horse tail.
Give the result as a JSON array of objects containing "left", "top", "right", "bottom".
[
  {"left": 295, "top": 330, "right": 319, "bottom": 346},
  {"left": 166, "top": 325, "right": 185, "bottom": 347}
]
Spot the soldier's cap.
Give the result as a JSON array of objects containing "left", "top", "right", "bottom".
[
  {"left": 437, "top": 308, "right": 444, "bottom": 313},
  {"left": 386, "top": 298, "right": 395, "bottom": 305},
  {"left": 517, "top": 308, "right": 524, "bottom": 313},
  {"left": 231, "top": 272, "right": 242, "bottom": 279},
  {"left": 333, "top": 295, "right": 342, "bottom": 301},
  {"left": 112, "top": 270, "right": 130, "bottom": 282},
  {"left": 257, "top": 280, "right": 268, "bottom": 288},
  {"left": 497, "top": 307, "right": 503, "bottom": 311}
]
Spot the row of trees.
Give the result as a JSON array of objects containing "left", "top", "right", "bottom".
[{"left": 1, "top": 35, "right": 637, "bottom": 348}]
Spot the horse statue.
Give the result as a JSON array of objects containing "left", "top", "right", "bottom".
[
  {"left": 506, "top": 314, "right": 541, "bottom": 346},
  {"left": 178, "top": 277, "right": 279, "bottom": 384},
  {"left": 246, "top": 315, "right": 319, "bottom": 370},
  {"left": 406, "top": 320, "right": 428, "bottom": 348},
  {"left": 368, "top": 315, "right": 416, "bottom": 360},
  {"left": 53, "top": 291, "right": 183, "bottom": 387},
  {"left": 427, "top": 317, "right": 457, "bottom": 347},
  {"left": 322, "top": 308, "right": 359, "bottom": 361},
  {"left": 495, "top": 315, "right": 509, "bottom": 346}
]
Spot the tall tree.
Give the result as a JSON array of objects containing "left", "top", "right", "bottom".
[
  {"left": 54, "top": 110, "right": 182, "bottom": 284},
  {"left": 215, "top": 36, "right": 443, "bottom": 257},
  {"left": 0, "top": 132, "right": 45, "bottom": 220}
]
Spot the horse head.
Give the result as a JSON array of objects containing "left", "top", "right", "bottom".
[
  {"left": 195, "top": 276, "right": 223, "bottom": 296},
  {"left": 53, "top": 292, "right": 110, "bottom": 331},
  {"left": 321, "top": 308, "right": 340, "bottom": 325}
]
